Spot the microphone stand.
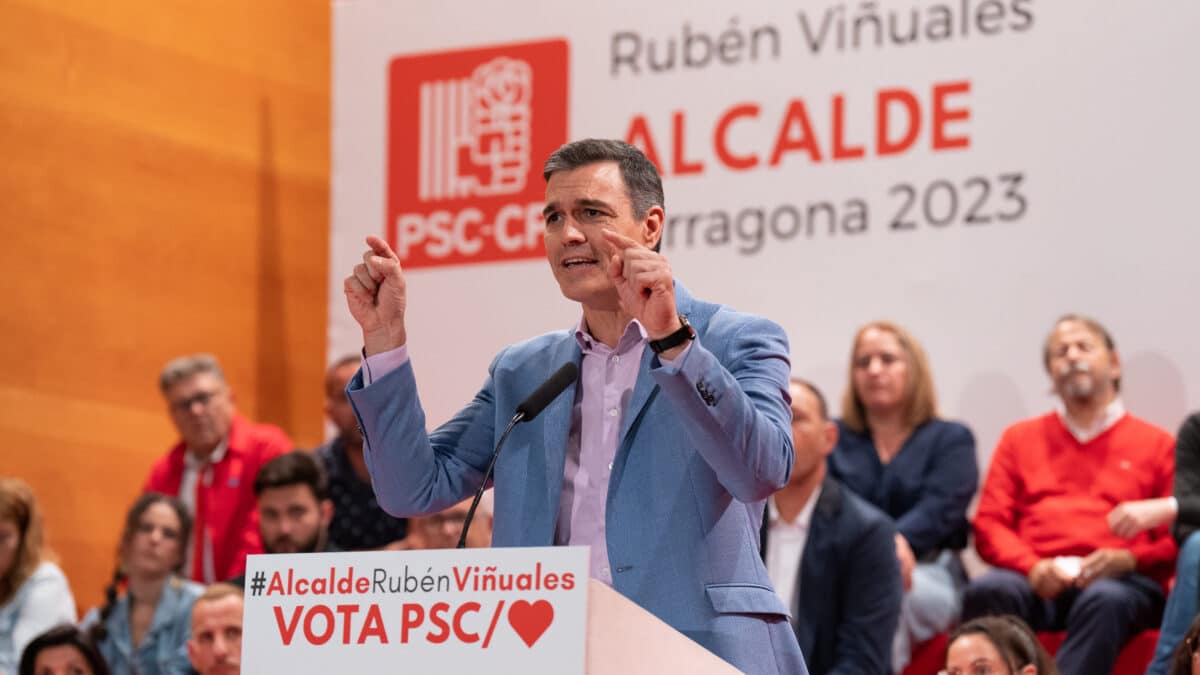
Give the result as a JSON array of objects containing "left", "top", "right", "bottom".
[{"left": 456, "top": 411, "right": 524, "bottom": 549}]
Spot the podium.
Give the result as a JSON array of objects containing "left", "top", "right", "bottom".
[
  {"left": 242, "top": 546, "right": 742, "bottom": 674},
  {"left": 586, "top": 579, "right": 740, "bottom": 674}
]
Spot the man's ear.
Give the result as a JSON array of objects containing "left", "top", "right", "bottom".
[
  {"left": 642, "top": 205, "right": 665, "bottom": 249},
  {"left": 1017, "top": 665, "right": 1037, "bottom": 675},
  {"left": 320, "top": 499, "right": 334, "bottom": 528}
]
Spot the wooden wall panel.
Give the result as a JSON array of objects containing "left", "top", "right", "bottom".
[{"left": 0, "top": 0, "right": 330, "bottom": 611}]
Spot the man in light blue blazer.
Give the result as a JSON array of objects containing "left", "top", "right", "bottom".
[{"left": 343, "top": 139, "right": 807, "bottom": 674}]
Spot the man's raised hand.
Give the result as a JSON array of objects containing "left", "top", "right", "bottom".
[
  {"left": 344, "top": 235, "right": 408, "bottom": 356},
  {"left": 601, "top": 229, "right": 679, "bottom": 339}
]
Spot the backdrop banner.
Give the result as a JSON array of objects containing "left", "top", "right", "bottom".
[{"left": 331, "top": 1, "right": 1200, "bottom": 466}]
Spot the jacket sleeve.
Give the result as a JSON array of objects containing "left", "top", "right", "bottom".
[
  {"left": 1129, "top": 429, "right": 1177, "bottom": 576},
  {"left": 650, "top": 315, "right": 793, "bottom": 502},
  {"left": 894, "top": 423, "right": 978, "bottom": 557},
  {"left": 1174, "top": 414, "right": 1200, "bottom": 544},
  {"left": 973, "top": 430, "right": 1042, "bottom": 574},
  {"left": 828, "top": 515, "right": 903, "bottom": 675},
  {"left": 347, "top": 352, "right": 502, "bottom": 518}
]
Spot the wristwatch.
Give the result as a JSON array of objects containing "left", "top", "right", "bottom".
[{"left": 649, "top": 315, "right": 695, "bottom": 354}]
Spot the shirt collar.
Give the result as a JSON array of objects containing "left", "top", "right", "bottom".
[
  {"left": 573, "top": 316, "right": 649, "bottom": 354},
  {"left": 185, "top": 439, "right": 228, "bottom": 469},
  {"left": 1056, "top": 397, "right": 1126, "bottom": 443},
  {"left": 768, "top": 486, "right": 822, "bottom": 530}
]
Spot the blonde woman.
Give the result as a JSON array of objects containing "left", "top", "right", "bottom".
[
  {"left": 830, "top": 322, "right": 978, "bottom": 672},
  {"left": 0, "top": 478, "right": 77, "bottom": 673}
]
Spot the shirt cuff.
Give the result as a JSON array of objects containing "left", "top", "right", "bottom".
[
  {"left": 362, "top": 345, "right": 410, "bottom": 386},
  {"left": 654, "top": 339, "right": 694, "bottom": 373}
]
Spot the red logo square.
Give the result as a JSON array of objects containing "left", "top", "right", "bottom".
[{"left": 386, "top": 39, "right": 569, "bottom": 268}]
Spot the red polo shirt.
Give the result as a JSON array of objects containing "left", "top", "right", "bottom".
[{"left": 143, "top": 414, "right": 290, "bottom": 582}]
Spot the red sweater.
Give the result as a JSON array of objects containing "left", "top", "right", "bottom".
[
  {"left": 143, "top": 414, "right": 291, "bottom": 582},
  {"left": 974, "top": 412, "right": 1176, "bottom": 586}
]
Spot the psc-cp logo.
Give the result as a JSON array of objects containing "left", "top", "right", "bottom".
[{"left": 387, "top": 39, "right": 569, "bottom": 268}]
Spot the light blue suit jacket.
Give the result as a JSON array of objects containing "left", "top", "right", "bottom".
[{"left": 347, "top": 285, "right": 807, "bottom": 674}]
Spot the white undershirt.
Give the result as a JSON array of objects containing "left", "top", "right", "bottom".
[
  {"left": 1056, "top": 397, "right": 1126, "bottom": 443},
  {"left": 178, "top": 440, "right": 227, "bottom": 581},
  {"left": 766, "top": 486, "right": 821, "bottom": 611}
]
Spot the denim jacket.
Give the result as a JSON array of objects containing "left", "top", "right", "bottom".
[{"left": 82, "top": 575, "right": 203, "bottom": 675}]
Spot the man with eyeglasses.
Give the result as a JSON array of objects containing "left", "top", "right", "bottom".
[
  {"left": 143, "top": 353, "right": 292, "bottom": 583},
  {"left": 397, "top": 493, "right": 494, "bottom": 551}
]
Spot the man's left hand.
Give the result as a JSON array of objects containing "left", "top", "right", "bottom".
[
  {"left": 601, "top": 229, "right": 680, "bottom": 340},
  {"left": 1077, "top": 548, "right": 1136, "bottom": 587}
]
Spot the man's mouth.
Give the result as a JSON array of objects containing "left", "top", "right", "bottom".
[{"left": 561, "top": 256, "right": 599, "bottom": 269}]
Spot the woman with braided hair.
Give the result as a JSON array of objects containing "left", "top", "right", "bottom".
[{"left": 81, "top": 493, "right": 201, "bottom": 675}]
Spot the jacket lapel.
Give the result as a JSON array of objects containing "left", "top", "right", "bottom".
[
  {"left": 541, "top": 336, "right": 583, "bottom": 542},
  {"left": 797, "top": 477, "right": 842, "bottom": 654}
]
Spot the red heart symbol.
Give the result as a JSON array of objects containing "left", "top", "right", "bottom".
[{"left": 507, "top": 599, "right": 554, "bottom": 648}]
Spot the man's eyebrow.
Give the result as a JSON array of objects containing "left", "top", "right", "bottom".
[{"left": 543, "top": 198, "right": 614, "bottom": 218}]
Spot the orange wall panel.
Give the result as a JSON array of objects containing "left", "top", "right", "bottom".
[{"left": 0, "top": 0, "right": 331, "bottom": 611}]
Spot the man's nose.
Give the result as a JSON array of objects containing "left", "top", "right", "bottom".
[{"left": 561, "top": 218, "right": 587, "bottom": 243}]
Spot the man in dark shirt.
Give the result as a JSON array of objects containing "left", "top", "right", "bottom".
[{"left": 316, "top": 355, "right": 408, "bottom": 550}]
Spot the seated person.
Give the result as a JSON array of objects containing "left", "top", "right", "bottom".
[
  {"left": 18, "top": 625, "right": 111, "bottom": 675},
  {"left": 0, "top": 478, "right": 76, "bottom": 674},
  {"left": 316, "top": 355, "right": 408, "bottom": 550},
  {"left": 143, "top": 354, "right": 291, "bottom": 583},
  {"left": 762, "top": 379, "right": 902, "bottom": 675},
  {"left": 228, "top": 451, "right": 337, "bottom": 588},
  {"left": 82, "top": 493, "right": 202, "bottom": 675},
  {"left": 944, "top": 615, "right": 1058, "bottom": 675},
  {"left": 1164, "top": 612, "right": 1200, "bottom": 675},
  {"left": 1143, "top": 412, "right": 1200, "bottom": 675},
  {"left": 399, "top": 493, "right": 494, "bottom": 551},
  {"left": 964, "top": 314, "right": 1175, "bottom": 675},
  {"left": 186, "top": 584, "right": 243, "bottom": 675},
  {"left": 828, "top": 321, "right": 978, "bottom": 672}
]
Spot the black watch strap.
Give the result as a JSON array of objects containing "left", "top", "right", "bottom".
[{"left": 649, "top": 315, "right": 695, "bottom": 354}]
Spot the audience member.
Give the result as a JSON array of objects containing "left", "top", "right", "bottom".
[
  {"left": 943, "top": 615, "right": 1058, "bottom": 675},
  {"left": 17, "top": 625, "right": 111, "bottom": 675},
  {"left": 186, "top": 584, "right": 242, "bottom": 675},
  {"left": 315, "top": 355, "right": 407, "bottom": 550},
  {"left": 0, "top": 478, "right": 76, "bottom": 674},
  {"left": 143, "top": 354, "right": 291, "bottom": 583},
  {"left": 81, "top": 494, "right": 201, "bottom": 675},
  {"left": 1147, "top": 411, "right": 1200, "bottom": 675},
  {"left": 761, "top": 379, "right": 902, "bottom": 675},
  {"left": 401, "top": 494, "right": 493, "bottom": 551},
  {"left": 965, "top": 314, "right": 1175, "bottom": 675},
  {"left": 228, "top": 451, "right": 337, "bottom": 588},
  {"left": 1166, "top": 613, "right": 1200, "bottom": 675},
  {"left": 828, "top": 321, "right": 978, "bottom": 672}
]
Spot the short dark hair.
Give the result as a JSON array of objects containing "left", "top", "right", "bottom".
[
  {"left": 20, "top": 624, "right": 112, "bottom": 675},
  {"left": 543, "top": 139, "right": 665, "bottom": 251},
  {"left": 254, "top": 451, "right": 329, "bottom": 501},
  {"left": 790, "top": 378, "right": 829, "bottom": 421}
]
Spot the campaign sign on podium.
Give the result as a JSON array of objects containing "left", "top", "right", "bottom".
[{"left": 242, "top": 546, "right": 588, "bottom": 674}]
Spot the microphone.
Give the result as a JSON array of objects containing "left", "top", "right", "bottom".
[{"left": 457, "top": 362, "right": 578, "bottom": 548}]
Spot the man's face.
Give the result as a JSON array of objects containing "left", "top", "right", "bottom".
[
  {"left": 257, "top": 484, "right": 330, "bottom": 555},
  {"left": 788, "top": 383, "right": 837, "bottom": 487},
  {"left": 188, "top": 595, "right": 244, "bottom": 675},
  {"left": 542, "top": 161, "right": 663, "bottom": 309},
  {"left": 164, "top": 372, "right": 235, "bottom": 454},
  {"left": 323, "top": 362, "right": 361, "bottom": 441},
  {"left": 412, "top": 500, "right": 485, "bottom": 550},
  {"left": 1046, "top": 320, "right": 1120, "bottom": 403}
]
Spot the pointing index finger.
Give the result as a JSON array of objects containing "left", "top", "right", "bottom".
[
  {"left": 600, "top": 228, "right": 643, "bottom": 251},
  {"left": 365, "top": 235, "right": 401, "bottom": 262}
]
